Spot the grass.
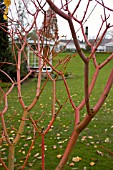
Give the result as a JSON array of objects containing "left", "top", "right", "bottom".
[{"left": 0, "top": 52, "right": 113, "bottom": 170}]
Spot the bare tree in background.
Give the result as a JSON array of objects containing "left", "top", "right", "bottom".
[
  {"left": 41, "top": 7, "right": 59, "bottom": 41},
  {"left": 0, "top": 0, "right": 113, "bottom": 170},
  {"left": 16, "top": 0, "right": 30, "bottom": 32}
]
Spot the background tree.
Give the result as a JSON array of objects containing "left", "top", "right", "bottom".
[
  {"left": 14, "top": 0, "right": 30, "bottom": 78},
  {"left": 0, "top": 0, "right": 29, "bottom": 82},
  {"left": 16, "top": 0, "right": 30, "bottom": 33},
  {"left": 41, "top": 7, "right": 59, "bottom": 42},
  {"left": 0, "top": 0, "right": 15, "bottom": 82}
]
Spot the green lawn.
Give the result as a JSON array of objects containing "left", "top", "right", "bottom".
[{"left": 0, "top": 52, "right": 113, "bottom": 170}]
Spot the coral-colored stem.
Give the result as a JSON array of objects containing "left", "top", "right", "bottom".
[
  {"left": 55, "top": 127, "right": 79, "bottom": 170},
  {"left": 78, "top": 67, "right": 99, "bottom": 110},
  {"left": 21, "top": 139, "right": 35, "bottom": 170},
  {"left": 84, "top": 61, "right": 90, "bottom": 113},
  {"left": 75, "top": 108, "right": 80, "bottom": 125},
  {"left": 0, "top": 157, "right": 8, "bottom": 170},
  {"left": 93, "top": 69, "right": 113, "bottom": 113},
  {"left": 41, "top": 135, "right": 45, "bottom": 170}
]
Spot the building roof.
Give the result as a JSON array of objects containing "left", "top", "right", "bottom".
[
  {"left": 105, "top": 40, "right": 113, "bottom": 47},
  {"left": 89, "top": 38, "right": 112, "bottom": 46},
  {"left": 27, "top": 39, "right": 55, "bottom": 46},
  {"left": 60, "top": 39, "right": 85, "bottom": 44}
]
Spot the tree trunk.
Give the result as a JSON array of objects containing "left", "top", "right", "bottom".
[{"left": 8, "top": 144, "right": 15, "bottom": 170}]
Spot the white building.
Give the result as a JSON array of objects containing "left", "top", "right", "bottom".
[
  {"left": 89, "top": 38, "right": 112, "bottom": 52},
  {"left": 27, "top": 39, "right": 53, "bottom": 72},
  {"left": 105, "top": 41, "right": 113, "bottom": 52},
  {"left": 58, "top": 39, "right": 86, "bottom": 52}
]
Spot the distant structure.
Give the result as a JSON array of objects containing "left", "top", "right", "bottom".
[
  {"left": 85, "top": 26, "right": 88, "bottom": 39},
  {"left": 27, "top": 39, "right": 53, "bottom": 73}
]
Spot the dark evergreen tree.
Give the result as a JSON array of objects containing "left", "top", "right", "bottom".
[
  {"left": 0, "top": 0, "right": 16, "bottom": 82},
  {"left": 0, "top": 0, "right": 28, "bottom": 82}
]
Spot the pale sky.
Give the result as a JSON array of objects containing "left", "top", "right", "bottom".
[
  {"left": 56, "top": 0, "right": 113, "bottom": 40},
  {"left": 9, "top": 0, "right": 113, "bottom": 40}
]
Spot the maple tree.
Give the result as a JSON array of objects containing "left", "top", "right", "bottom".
[{"left": 0, "top": 0, "right": 113, "bottom": 170}]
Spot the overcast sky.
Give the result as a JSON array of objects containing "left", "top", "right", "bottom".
[
  {"left": 55, "top": 0, "right": 113, "bottom": 40},
  {"left": 9, "top": 0, "right": 113, "bottom": 40}
]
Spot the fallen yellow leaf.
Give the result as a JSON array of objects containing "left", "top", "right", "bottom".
[
  {"left": 90, "top": 162, "right": 95, "bottom": 166},
  {"left": 69, "top": 162, "right": 75, "bottom": 166},
  {"left": 72, "top": 156, "right": 82, "bottom": 162},
  {"left": 88, "top": 136, "right": 93, "bottom": 139},
  {"left": 56, "top": 154, "right": 62, "bottom": 159}
]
